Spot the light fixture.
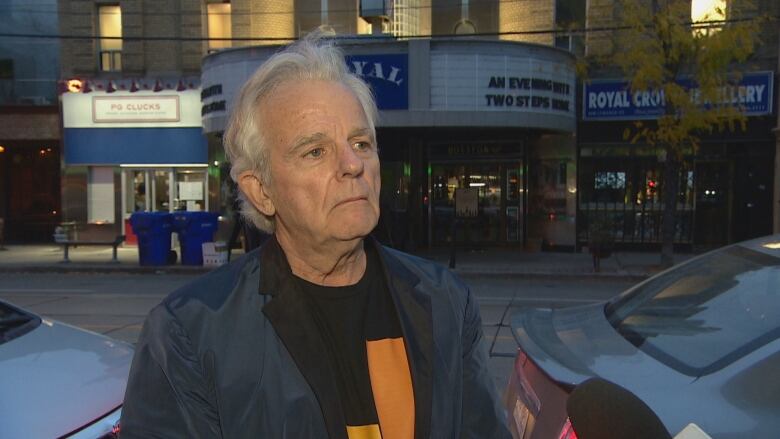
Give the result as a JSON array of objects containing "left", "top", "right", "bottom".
[
  {"left": 0, "top": 145, "right": 5, "bottom": 153},
  {"left": 66, "top": 79, "right": 83, "bottom": 93},
  {"left": 177, "top": 80, "right": 187, "bottom": 91},
  {"left": 153, "top": 80, "right": 163, "bottom": 92},
  {"left": 130, "top": 80, "right": 139, "bottom": 92},
  {"left": 213, "top": 160, "right": 219, "bottom": 166},
  {"left": 82, "top": 80, "right": 92, "bottom": 93},
  {"left": 106, "top": 81, "right": 117, "bottom": 93}
]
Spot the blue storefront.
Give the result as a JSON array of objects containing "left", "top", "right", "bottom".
[
  {"left": 578, "top": 72, "right": 776, "bottom": 250},
  {"left": 60, "top": 78, "right": 212, "bottom": 242}
]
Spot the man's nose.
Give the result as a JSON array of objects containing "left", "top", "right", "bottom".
[{"left": 337, "top": 142, "right": 364, "bottom": 177}]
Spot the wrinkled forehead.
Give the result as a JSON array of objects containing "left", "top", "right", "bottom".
[
  {"left": 255, "top": 79, "right": 373, "bottom": 138},
  {"left": 251, "top": 81, "right": 378, "bottom": 168}
]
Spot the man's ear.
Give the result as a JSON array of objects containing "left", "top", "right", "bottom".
[{"left": 237, "top": 171, "right": 276, "bottom": 217}]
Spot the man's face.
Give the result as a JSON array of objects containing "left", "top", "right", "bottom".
[{"left": 257, "top": 79, "right": 381, "bottom": 247}]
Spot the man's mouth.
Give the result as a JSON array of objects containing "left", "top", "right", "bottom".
[{"left": 336, "top": 196, "right": 368, "bottom": 206}]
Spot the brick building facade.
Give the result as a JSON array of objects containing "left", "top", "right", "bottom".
[{"left": 52, "top": 0, "right": 777, "bottom": 249}]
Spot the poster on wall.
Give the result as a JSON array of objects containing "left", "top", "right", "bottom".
[
  {"left": 455, "top": 188, "right": 478, "bottom": 218},
  {"left": 178, "top": 181, "right": 203, "bottom": 201}
]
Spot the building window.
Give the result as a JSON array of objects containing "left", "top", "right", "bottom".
[
  {"left": 207, "top": 3, "right": 232, "bottom": 52},
  {"left": 98, "top": 5, "right": 122, "bottom": 72},
  {"left": 578, "top": 148, "right": 695, "bottom": 245},
  {"left": 691, "top": 0, "right": 726, "bottom": 35},
  {"left": 555, "top": 0, "right": 585, "bottom": 55},
  {"left": 391, "top": 0, "right": 420, "bottom": 38}
]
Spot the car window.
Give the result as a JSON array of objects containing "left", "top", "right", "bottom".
[
  {"left": 606, "top": 246, "right": 780, "bottom": 377},
  {"left": 0, "top": 301, "right": 40, "bottom": 344}
]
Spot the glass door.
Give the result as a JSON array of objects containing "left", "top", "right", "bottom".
[
  {"left": 430, "top": 162, "right": 523, "bottom": 246},
  {"left": 122, "top": 168, "right": 171, "bottom": 244},
  {"left": 468, "top": 164, "right": 501, "bottom": 242},
  {"left": 152, "top": 170, "right": 173, "bottom": 212},
  {"left": 505, "top": 166, "right": 525, "bottom": 243},
  {"left": 431, "top": 164, "right": 464, "bottom": 244},
  {"left": 124, "top": 169, "right": 148, "bottom": 214}
]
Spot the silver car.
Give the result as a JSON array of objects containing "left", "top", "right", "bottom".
[
  {"left": 506, "top": 234, "right": 780, "bottom": 439},
  {"left": 0, "top": 299, "right": 133, "bottom": 438}
]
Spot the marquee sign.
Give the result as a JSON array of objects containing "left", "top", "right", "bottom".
[{"left": 430, "top": 53, "right": 576, "bottom": 119}]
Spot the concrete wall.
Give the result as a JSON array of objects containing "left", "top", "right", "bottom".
[
  {"left": 499, "top": 0, "right": 554, "bottom": 45},
  {"left": 585, "top": 0, "right": 614, "bottom": 57}
]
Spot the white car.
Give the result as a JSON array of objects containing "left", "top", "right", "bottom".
[
  {"left": 0, "top": 299, "right": 133, "bottom": 438},
  {"left": 506, "top": 234, "right": 780, "bottom": 439}
]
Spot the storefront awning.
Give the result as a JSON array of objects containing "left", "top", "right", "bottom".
[{"left": 64, "top": 127, "right": 207, "bottom": 165}]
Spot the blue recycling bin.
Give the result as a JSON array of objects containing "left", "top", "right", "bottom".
[
  {"left": 129, "top": 212, "right": 174, "bottom": 266},
  {"left": 172, "top": 211, "right": 219, "bottom": 265}
]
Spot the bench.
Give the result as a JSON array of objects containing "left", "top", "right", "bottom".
[{"left": 54, "top": 235, "right": 126, "bottom": 263}]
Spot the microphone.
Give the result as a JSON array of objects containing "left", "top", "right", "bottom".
[{"left": 566, "top": 377, "right": 673, "bottom": 439}]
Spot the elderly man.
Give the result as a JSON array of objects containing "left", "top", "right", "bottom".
[{"left": 120, "top": 36, "right": 510, "bottom": 439}]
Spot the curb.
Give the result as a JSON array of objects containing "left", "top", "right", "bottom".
[
  {"left": 0, "top": 264, "right": 212, "bottom": 275},
  {"left": 455, "top": 270, "right": 649, "bottom": 283},
  {"left": 0, "top": 264, "right": 651, "bottom": 282}
]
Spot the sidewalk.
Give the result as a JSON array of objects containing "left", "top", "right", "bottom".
[{"left": 0, "top": 243, "right": 693, "bottom": 279}]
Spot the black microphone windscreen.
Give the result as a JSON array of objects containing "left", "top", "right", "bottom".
[{"left": 566, "top": 377, "right": 673, "bottom": 439}]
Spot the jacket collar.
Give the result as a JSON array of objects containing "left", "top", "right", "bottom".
[
  {"left": 373, "top": 242, "right": 433, "bottom": 439},
  {"left": 258, "top": 236, "right": 347, "bottom": 439},
  {"left": 258, "top": 235, "right": 432, "bottom": 439}
]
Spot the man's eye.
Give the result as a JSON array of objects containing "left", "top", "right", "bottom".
[
  {"left": 354, "top": 141, "right": 373, "bottom": 152},
  {"left": 305, "top": 148, "right": 324, "bottom": 158}
]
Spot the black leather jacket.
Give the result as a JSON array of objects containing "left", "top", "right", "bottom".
[{"left": 120, "top": 237, "right": 511, "bottom": 438}]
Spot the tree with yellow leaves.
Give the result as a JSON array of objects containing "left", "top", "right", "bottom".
[{"left": 584, "top": 0, "right": 765, "bottom": 266}]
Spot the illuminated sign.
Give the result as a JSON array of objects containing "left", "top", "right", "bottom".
[
  {"left": 93, "top": 95, "right": 180, "bottom": 123},
  {"left": 583, "top": 72, "right": 774, "bottom": 120}
]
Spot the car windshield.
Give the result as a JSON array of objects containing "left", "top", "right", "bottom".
[
  {"left": 0, "top": 302, "right": 38, "bottom": 344},
  {"left": 606, "top": 245, "right": 780, "bottom": 377}
]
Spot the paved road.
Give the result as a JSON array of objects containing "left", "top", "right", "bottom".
[{"left": 0, "top": 272, "right": 635, "bottom": 393}]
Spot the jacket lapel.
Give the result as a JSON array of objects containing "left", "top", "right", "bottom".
[
  {"left": 258, "top": 237, "right": 348, "bottom": 439},
  {"left": 374, "top": 241, "right": 433, "bottom": 439}
]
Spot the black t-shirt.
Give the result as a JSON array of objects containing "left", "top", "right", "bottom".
[{"left": 295, "top": 245, "right": 404, "bottom": 433}]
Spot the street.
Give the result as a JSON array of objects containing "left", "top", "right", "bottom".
[{"left": 0, "top": 271, "right": 634, "bottom": 393}]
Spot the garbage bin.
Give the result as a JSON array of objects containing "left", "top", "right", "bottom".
[
  {"left": 172, "top": 211, "right": 219, "bottom": 265},
  {"left": 129, "top": 212, "right": 174, "bottom": 266}
]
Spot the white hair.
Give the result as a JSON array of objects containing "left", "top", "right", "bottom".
[{"left": 223, "top": 33, "right": 378, "bottom": 233}]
